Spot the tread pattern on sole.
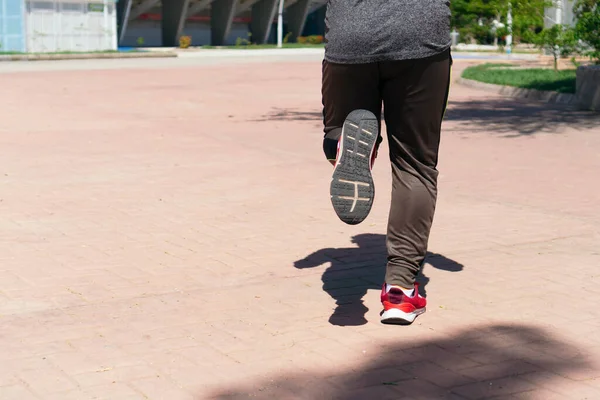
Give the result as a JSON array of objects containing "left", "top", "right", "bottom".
[{"left": 330, "top": 109, "right": 378, "bottom": 225}]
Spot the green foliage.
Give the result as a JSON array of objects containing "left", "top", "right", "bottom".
[
  {"left": 136, "top": 37, "right": 144, "bottom": 46},
  {"left": 534, "top": 24, "right": 579, "bottom": 70},
  {"left": 297, "top": 35, "right": 324, "bottom": 44},
  {"left": 461, "top": 24, "right": 496, "bottom": 44},
  {"left": 452, "top": 0, "right": 498, "bottom": 43},
  {"left": 510, "top": 0, "right": 550, "bottom": 42},
  {"left": 235, "top": 32, "right": 253, "bottom": 46},
  {"left": 451, "top": 0, "right": 550, "bottom": 44},
  {"left": 573, "top": 0, "right": 600, "bottom": 63},
  {"left": 235, "top": 37, "right": 248, "bottom": 46},
  {"left": 496, "top": 26, "right": 510, "bottom": 41}
]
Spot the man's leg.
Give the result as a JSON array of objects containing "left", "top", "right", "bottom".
[
  {"left": 379, "top": 50, "right": 452, "bottom": 323},
  {"left": 321, "top": 60, "right": 381, "bottom": 164},
  {"left": 322, "top": 60, "right": 383, "bottom": 225}
]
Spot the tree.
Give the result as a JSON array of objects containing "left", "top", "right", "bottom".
[
  {"left": 510, "top": 0, "right": 550, "bottom": 43},
  {"left": 534, "top": 24, "right": 579, "bottom": 70},
  {"left": 573, "top": 0, "right": 600, "bottom": 63},
  {"left": 451, "top": 0, "right": 499, "bottom": 44},
  {"left": 451, "top": 0, "right": 550, "bottom": 45}
]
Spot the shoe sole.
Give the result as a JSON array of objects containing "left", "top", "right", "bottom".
[
  {"left": 330, "top": 109, "right": 378, "bottom": 225},
  {"left": 380, "top": 307, "right": 426, "bottom": 325}
]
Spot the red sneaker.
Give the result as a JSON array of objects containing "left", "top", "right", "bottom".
[
  {"left": 380, "top": 283, "right": 426, "bottom": 325},
  {"left": 370, "top": 145, "right": 378, "bottom": 169}
]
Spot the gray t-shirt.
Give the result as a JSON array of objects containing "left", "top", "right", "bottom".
[{"left": 323, "top": 0, "right": 452, "bottom": 64}]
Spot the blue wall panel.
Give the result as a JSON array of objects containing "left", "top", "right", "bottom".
[{"left": 0, "top": 0, "right": 26, "bottom": 52}]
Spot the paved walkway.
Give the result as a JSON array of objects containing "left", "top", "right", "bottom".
[{"left": 1, "top": 55, "right": 599, "bottom": 399}]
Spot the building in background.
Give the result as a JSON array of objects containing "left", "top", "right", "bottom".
[
  {"left": 117, "top": 0, "right": 327, "bottom": 47},
  {"left": 0, "top": 0, "right": 117, "bottom": 53},
  {"left": 0, "top": 0, "right": 26, "bottom": 51},
  {"left": 544, "top": 0, "right": 577, "bottom": 28}
]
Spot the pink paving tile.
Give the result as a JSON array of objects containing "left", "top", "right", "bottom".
[
  {"left": 70, "top": 363, "right": 159, "bottom": 388},
  {"left": 451, "top": 377, "right": 538, "bottom": 399},
  {"left": 519, "top": 371, "right": 600, "bottom": 398},
  {"left": 17, "top": 368, "right": 79, "bottom": 395},
  {"left": 509, "top": 389, "right": 569, "bottom": 400},
  {"left": 0, "top": 385, "right": 39, "bottom": 400},
  {"left": 1, "top": 56, "right": 599, "bottom": 399},
  {"left": 83, "top": 383, "right": 148, "bottom": 399},
  {"left": 129, "top": 376, "right": 195, "bottom": 400}
]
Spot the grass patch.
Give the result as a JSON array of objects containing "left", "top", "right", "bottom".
[
  {"left": 462, "top": 63, "right": 577, "bottom": 94},
  {"left": 452, "top": 48, "right": 540, "bottom": 54}
]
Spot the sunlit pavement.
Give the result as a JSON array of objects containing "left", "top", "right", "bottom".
[{"left": 1, "top": 54, "right": 599, "bottom": 399}]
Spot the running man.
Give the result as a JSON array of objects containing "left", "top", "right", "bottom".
[{"left": 322, "top": 0, "right": 452, "bottom": 324}]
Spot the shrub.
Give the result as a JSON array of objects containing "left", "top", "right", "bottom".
[
  {"left": 235, "top": 32, "right": 252, "bottom": 47},
  {"left": 573, "top": 0, "right": 600, "bottom": 63},
  {"left": 297, "top": 35, "right": 323, "bottom": 45},
  {"left": 534, "top": 24, "right": 579, "bottom": 70},
  {"left": 179, "top": 35, "right": 191, "bottom": 49}
]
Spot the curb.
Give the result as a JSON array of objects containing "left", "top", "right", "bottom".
[
  {"left": 0, "top": 52, "right": 178, "bottom": 62},
  {"left": 175, "top": 48, "right": 325, "bottom": 58},
  {"left": 457, "top": 77, "right": 578, "bottom": 106}
]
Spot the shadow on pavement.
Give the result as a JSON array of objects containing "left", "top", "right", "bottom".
[
  {"left": 207, "top": 324, "right": 594, "bottom": 399},
  {"left": 293, "top": 234, "right": 463, "bottom": 327},
  {"left": 257, "top": 96, "right": 600, "bottom": 137},
  {"left": 252, "top": 108, "right": 322, "bottom": 122},
  {"left": 444, "top": 98, "right": 600, "bottom": 136}
]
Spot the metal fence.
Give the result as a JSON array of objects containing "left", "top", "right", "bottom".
[{"left": 25, "top": 0, "right": 117, "bottom": 52}]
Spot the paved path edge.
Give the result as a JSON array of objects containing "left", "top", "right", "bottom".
[{"left": 0, "top": 51, "right": 178, "bottom": 62}]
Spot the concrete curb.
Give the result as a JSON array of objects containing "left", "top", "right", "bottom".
[
  {"left": 175, "top": 48, "right": 325, "bottom": 58},
  {"left": 457, "top": 77, "right": 578, "bottom": 106},
  {"left": 576, "top": 65, "right": 600, "bottom": 112},
  {"left": 0, "top": 51, "right": 178, "bottom": 62}
]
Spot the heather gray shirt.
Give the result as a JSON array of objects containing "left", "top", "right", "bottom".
[{"left": 323, "top": 0, "right": 452, "bottom": 64}]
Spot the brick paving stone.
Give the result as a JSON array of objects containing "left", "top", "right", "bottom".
[
  {"left": 392, "top": 378, "right": 464, "bottom": 398},
  {"left": 459, "top": 360, "right": 540, "bottom": 382},
  {"left": 17, "top": 367, "right": 79, "bottom": 395},
  {"left": 42, "top": 388, "right": 95, "bottom": 400},
  {"left": 509, "top": 389, "right": 569, "bottom": 400},
  {"left": 519, "top": 371, "right": 600, "bottom": 398},
  {"left": 326, "top": 367, "right": 413, "bottom": 389},
  {"left": 0, "top": 385, "right": 38, "bottom": 399},
  {"left": 0, "top": 55, "right": 599, "bottom": 399},
  {"left": 129, "top": 376, "right": 195, "bottom": 400},
  {"left": 83, "top": 383, "right": 146, "bottom": 399},
  {"left": 331, "top": 384, "right": 404, "bottom": 400},
  {"left": 70, "top": 363, "right": 159, "bottom": 388},
  {"left": 399, "top": 360, "right": 476, "bottom": 388},
  {"left": 451, "top": 377, "right": 538, "bottom": 399}
]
